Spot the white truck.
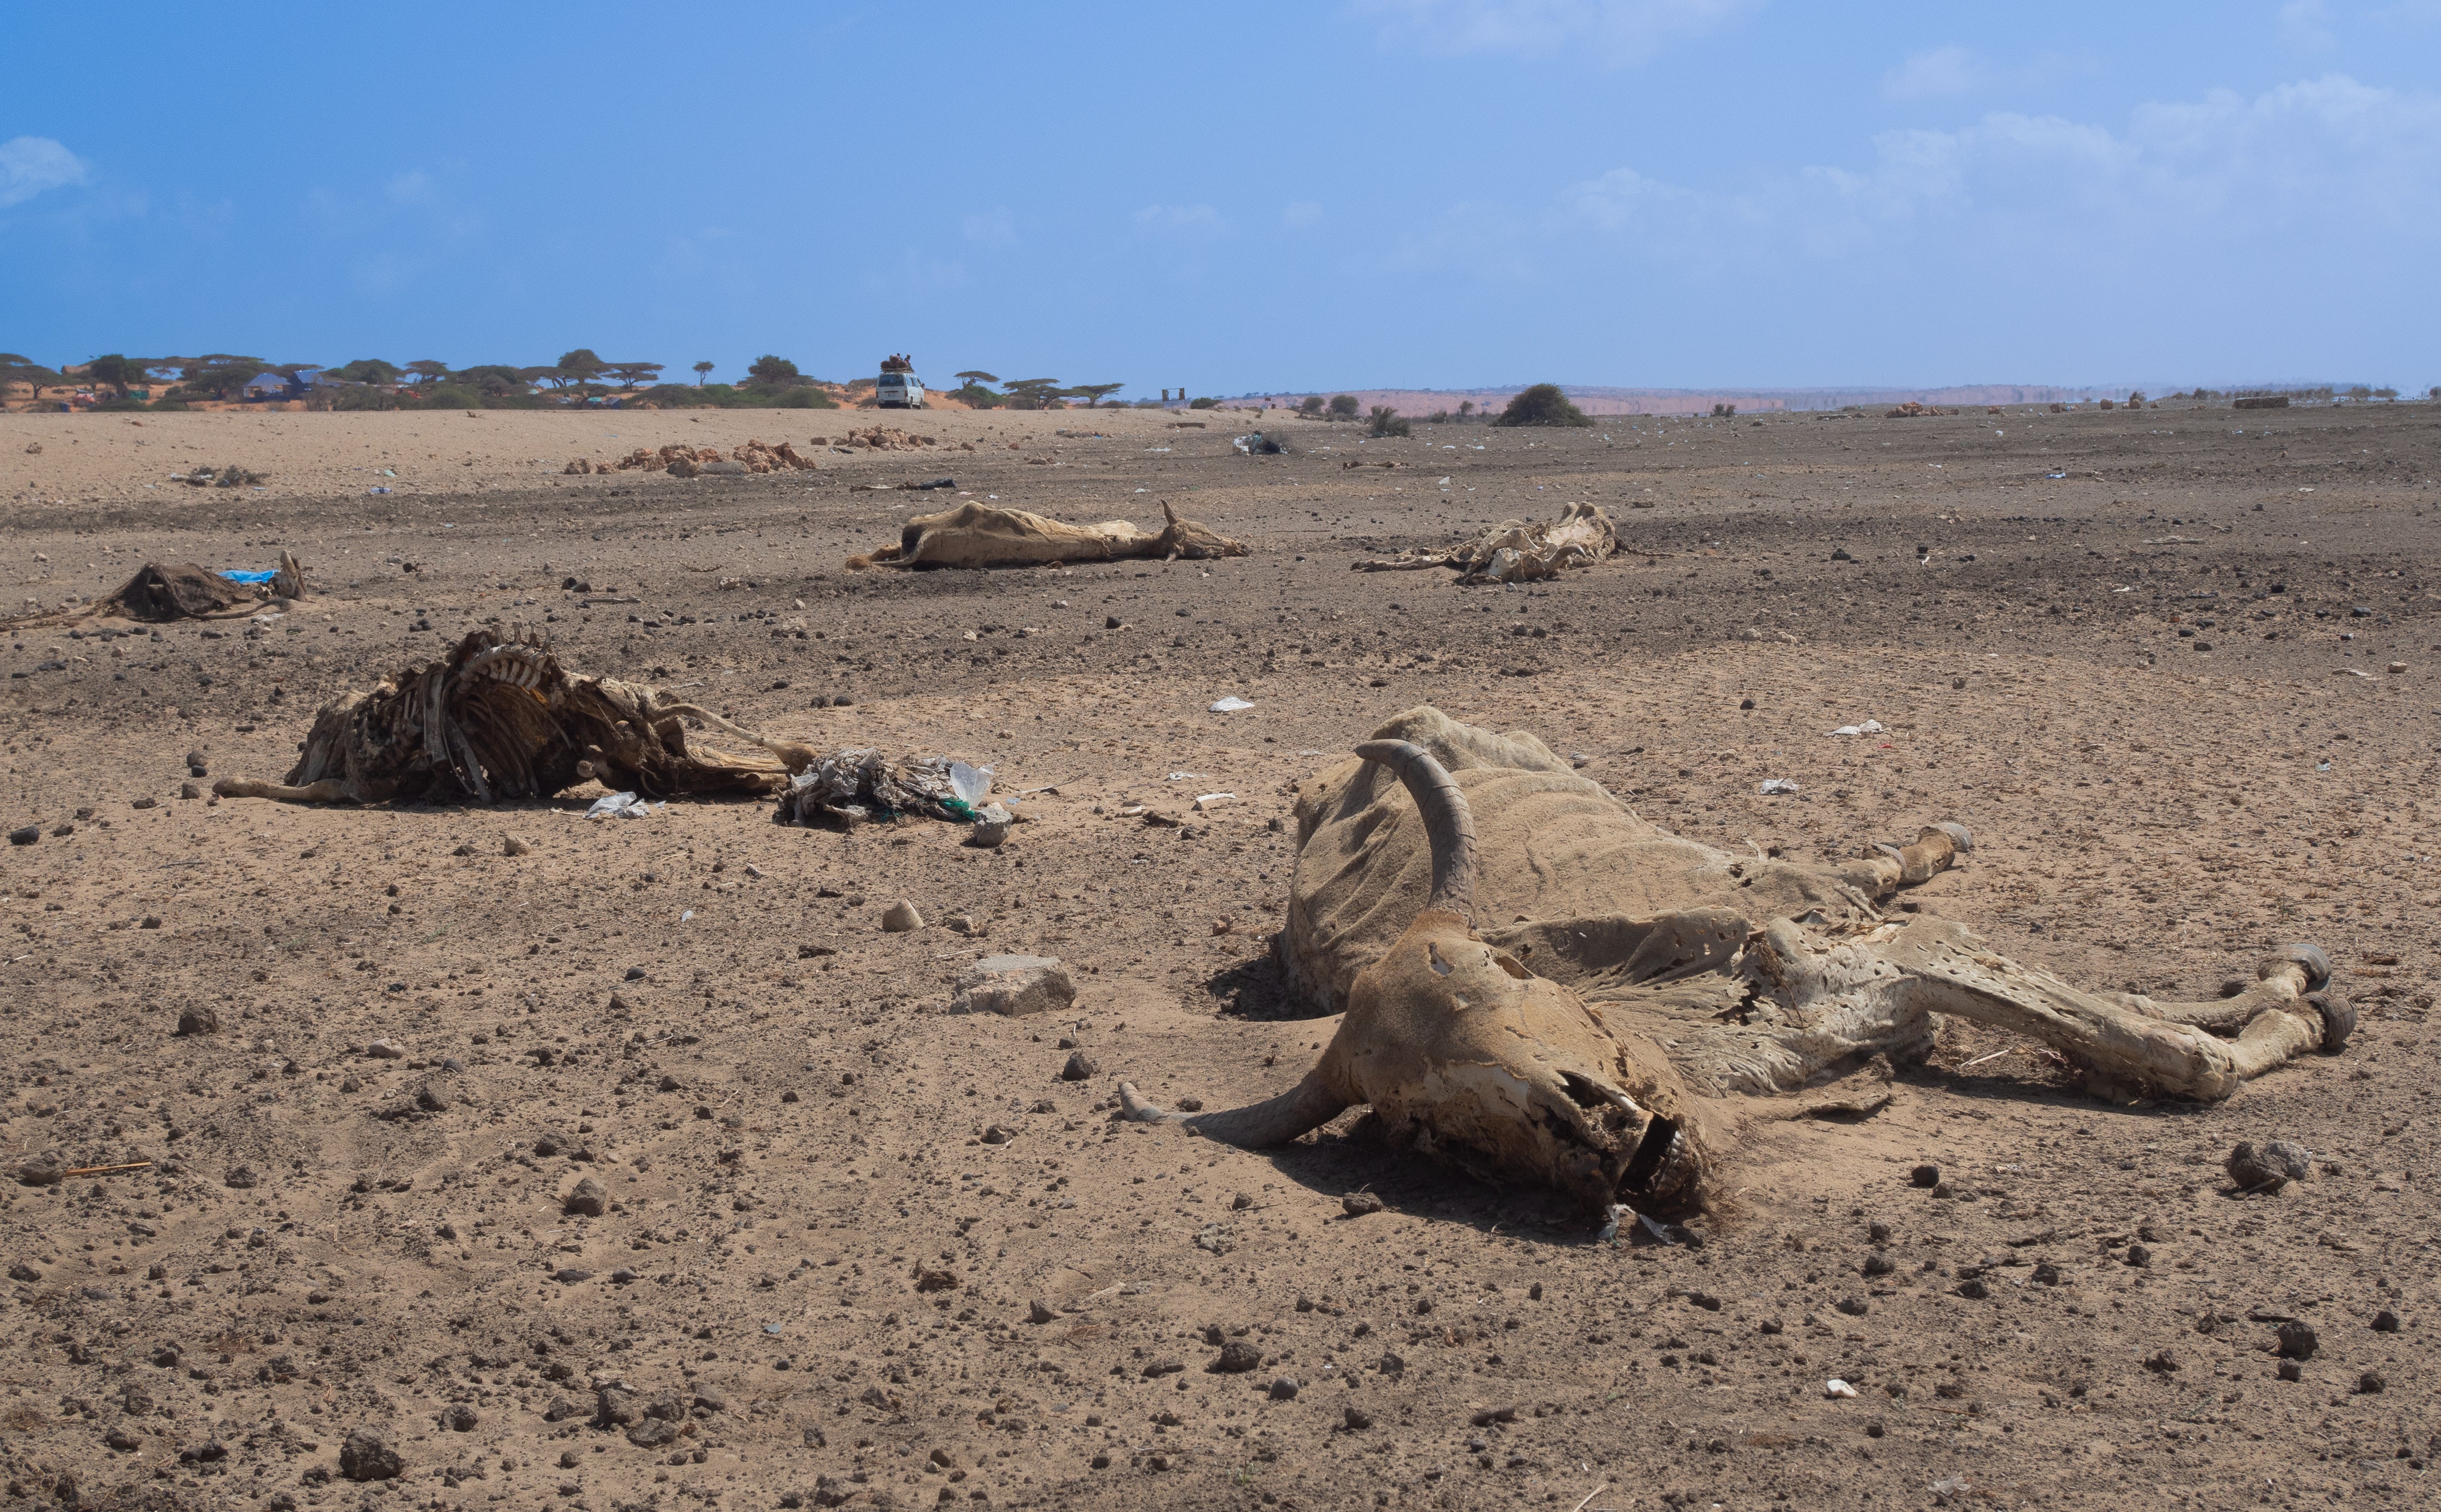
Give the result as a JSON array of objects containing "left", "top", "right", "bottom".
[{"left": 875, "top": 354, "right": 924, "bottom": 410}]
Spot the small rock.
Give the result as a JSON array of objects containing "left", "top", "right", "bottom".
[
  {"left": 224, "top": 1166, "right": 258, "bottom": 1189},
  {"left": 1910, "top": 1164, "right": 1940, "bottom": 1188},
  {"left": 442, "top": 1404, "right": 479, "bottom": 1432},
  {"left": 563, "top": 1177, "right": 609, "bottom": 1217},
  {"left": 131, "top": 796, "right": 157, "bottom": 810},
  {"left": 178, "top": 782, "right": 202, "bottom": 801},
  {"left": 966, "top": 806, "right": 1012, "bottom": 849},
  {"left": 1027, "top": 1300, "right": 1056, "bottom": 1324},
  {"left": 1232, "top": 1192, "right": 1252, "bottom": 1211},
  {"left": 7, "top": 1261, "right": 40, "bottom": 1282},
  {"left": 10, "top": 1152, "right": 65, "bottom": 1187},
  {"left": 1210, "top": 1341, "right": 1262, "bottom": 1374},
  {"left": 881, "top": 900, "right": 924, "bottom": 932},
  {"left": 1105, "top": 615, "right": 1123, "bottom": 630},
  {"left": 2275, "top": 1321, "right": 2318, "bottom": 1359},
  {"left": 2372, "top": 1310, "right": 2400, "bottom": 1333},
  {"left": 2143, "top": 1349, "right": 2179, "bottom": 1374},
  {"left": 1955, "top": 1279, "right": 1990, "bottom": 1300},
  {"left": 981, "top": 1124, "right": 1017, "bottom": 1145},
  {"left": 503, "top": 835, "right": 532, "bottom": 857},
  {"left": 175, "top": 1006, "right": 219, "bottom": 1037},
  {"left": 1058, "top": 1050, "right": 1097, "bottom": 1081},
  {"left": 624, "top": 965, "right": 646, "bottom": 981},
  {"left": 1834, "top": 1296, "right": 1869, "bottom": 1317},
  {"left": 1141, "top": 1357, "right": 1184, "bottom": 1378},
  {"left": 2227, "top": 1139, "right": 2313, "bottom": 1193},
  {"left": 8, "top": 825, "right": 39, "bottom": 846},
  {"left": 1268, "top": 1377, "right": 1299, "bottom": 1401},
  {"left": 553, "top": 1267, "right": 591, "bottom": 1284},
  {"left": 1862, "top": 1253, "right": 1895, "bottom": 1277},
  {"left": 626, "top": 1417, "right": 679, "bottom": 1448},
  {"left": 339, "top": 1427, "right": 402, "bottom": 1482},
  {"left": 1343, "top": 1407, "right": 1374, "bottom": 1431},
  {"left": 364, "top": 1039, "right": 407, "bottom": 1060},
  {"left": 951, "top": 955, "right": 1074, "bottom": 1017},
  {"left": 2357, "top": 1370, "right": 2386, "bottom": 1394},
  {"left": 2276, "top": 1359, "right": 2303, "bottom": 1382},
  {"left": 1343, "top": 1191, "right": 1385, "bottom": 1218}
]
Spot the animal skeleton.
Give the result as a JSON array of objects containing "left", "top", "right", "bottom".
[
  {"left": 1351, "top": 503, "right": 1618, "bottom": 584},
  {"left": 1122, "top": 708, "right": 2347, "bottom": 1214},
  {"left": 214, "top": 627, "right": 814, "bottom": 806}
]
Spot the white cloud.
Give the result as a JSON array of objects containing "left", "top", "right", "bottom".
[
  {"left": 0, "top": 136, "right": 88, "bottom": 208},
  {"left": 1881, "top": 45, "right": 1981, "bottom": 101},
  {"left": 1352, "top": 0, "right": 1759, "bottom": 65},
  {"left": 1577, "top": 74, "right": 2439, "bottom": 263},
  {"left": 1133, "top": 203, "right": 1226, "bottom": 237},
  {"left": 2278, "top": 0, "right": 2335, "bottom": 51},
  {"left": 961, "top": 208, "right": 1015, "bottom": 247}
]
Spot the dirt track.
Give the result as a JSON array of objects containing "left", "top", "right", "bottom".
[{"left": 3, "top": 400, "right": 2438, "bottom": 1511}]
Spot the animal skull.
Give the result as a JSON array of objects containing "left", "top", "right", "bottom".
[{"left": 1121, "top": 708, "right": 2347, "bottom": 1215}]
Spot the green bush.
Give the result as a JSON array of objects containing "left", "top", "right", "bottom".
[
  {"left": 1493, "top": 383, "right": 1591, "bottom": 427},
  {"left": 1189, "top": 396, "right": 1220, "bottom": 410},
  {"left": 147, "top": 398, "right": 190, "bottom": 412},
  {"left": 776, "top": 387, "right": 836, "bottom": 409},
  {"left": 1365, "top": 406, "right": 1410, "bottom": 438},
  {"left": 1327, "top": 394, "right": 1359, "bottom": 419}
]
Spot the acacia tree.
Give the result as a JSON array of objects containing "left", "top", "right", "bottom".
[
  {"left": 1327, "top": 393, "right": 1359, "bottom": 420},
  {"left": 83, "top": 354, "right": 154, "bottom": 399},
  {"left": 1072, "top": 382, "right": 1124, "bottom": 408},
  {"left": 405, "top": 361, "right": 451, "bottom": 387},
  {"left": 1002, "top": 377, "right": 1063, "bottom": 410},
  {"left": 552, "top": 349, "right": 606, "bottom": 399},
  {"left": 746, "top": 355, "right": 801, "bottom": 389},
  {"left": 692, "top": 361, "right": 714, "bottom": 386},
  {"left": 605, "top": 362, "right": 664, "bottom": 393}
]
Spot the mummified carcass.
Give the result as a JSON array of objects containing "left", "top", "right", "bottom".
[
  {"left": 1121, "top": 708, "right": 2347, "bottom": 1214},
  {"left": 1351, "top": 502, "right": 1617, "bottom": 585},
  {"left": 846, "top": 500, "right": 1247, "bottom": 571},
  {"left": 7, "top": 553, "right": 305, "bottom": 629},
  {"left": 214, "top": 627, "right": 817, "bottom": 805}
]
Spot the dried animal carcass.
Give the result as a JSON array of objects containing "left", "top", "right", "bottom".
[
  {"left": 773, "top": 748, "right": 1005, "bottom": 834},
  {"left": 214, "top": 627, "right": 817, "bottom": 806},
  {"left": 6, "top": 552, "right": 305, "bottom": 629},
  {"left": 1351, "top": 503, "right": 1616, "bottom": 585},
  {"left": 846, "top": 500, "right": 1247, "bottom": 571},
  {"left": 1121, "top": 708, "right": 2347, "bottom": 1216}
]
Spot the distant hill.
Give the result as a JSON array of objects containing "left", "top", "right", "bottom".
[{"left": 1206, "top": 382, "right": 2119, "bottom": 417}]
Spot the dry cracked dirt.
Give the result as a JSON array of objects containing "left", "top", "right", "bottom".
[{"left": 2, "top": 399, "right": 2439, "bottom": 1512}]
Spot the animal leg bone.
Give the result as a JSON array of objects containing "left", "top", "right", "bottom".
[
  {"left": 1834, "top": 823, "right": 1972, "bottom": 896},
  {"left": 1788, "top": 921, "right": 2343, "bottom": 1101},
  {"left": 212, "top": 777, "right": 356, "bottom": 804},
  {"left": 1115, "top": 1074, "right": 1351, "bottom": 1148}
]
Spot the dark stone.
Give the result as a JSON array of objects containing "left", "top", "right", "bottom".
[
  {"left": 1342, "top": 1192, "right": 1385, "bottom": 1218},
  {"left": 339, "top": 1427, "right": 402, "bottom": 1482},
  {"left": 562, "top": 1176, "right": 608, "bottom": 1217},
  {"left": 1058, "top": 1050, "right": 1097, "bottom": 1081},
  {"left": 1910, "top": 1164, "right": 1939, "bottom": 1188},
  {"left": 1209, "top": 1341, "right": 1262, "bottom": 1373},
  {"left": 2276, "top": 1321, "right": 2319, "bottom": 1359}
]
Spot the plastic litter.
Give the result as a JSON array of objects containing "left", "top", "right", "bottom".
[
  {"left": 1759, "top": 778, "right": 1800, "bottom": 795},
  {"left": 369, "top": 486, "right": 393, "bottom": 495},
  {"left": 1209, "top": 696, "right": 1256, "bottom": 713},
  {"left": 1828, "top": 719, "right": 1884, "bottom": 737},
  {"left": 679, "top": 909, "right": 695, "bottom": 922},
  {"left": 585, "top": 791, "right": 664, "bottom": 820},
  {"left": 775, "top": 748, "right": 1002, "bottom": 832},
  {"left": 1824, "top": 1379, "right": 1858, "bottom": 1399},
  {"left": 218, "top": 569, "right": 280, "bottom": 585}
]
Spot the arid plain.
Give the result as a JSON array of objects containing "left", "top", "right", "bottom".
[{"left": 2, "top": 398, "right": 2438, "bottom": 1511}]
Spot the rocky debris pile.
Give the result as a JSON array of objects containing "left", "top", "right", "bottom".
[
  {"left": 731, "top": 439, "right": 819, "bottom": 473},
  {"left": 950, "top": 955, "right": 1074, "bottom": 1017},
  {"left": 177, "top": 464, "right": 264, "bottom": 488},
  {"left": 1884, "top": 402, "right": 1946, "bottom": 418},
  {"left": 821, "top": 426, "right": 938, "bottom": 451},
  {"left": 570, "top": 442, "right": 819, "bottom": 478}
]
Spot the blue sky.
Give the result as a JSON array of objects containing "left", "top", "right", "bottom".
[{"left": 4, "top": 2, "right": 2437, "bottom": 398}]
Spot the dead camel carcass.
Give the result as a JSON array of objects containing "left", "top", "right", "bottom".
[
  {"left": 1351, "top": 503, "right": 1617, "bottom": 585},
  {"left": 214, "top": 626, "right": 817, "bottom": 806},
  {"left": 1120, "top": 708, "right": 2347, "bottom": 1216},
  {"left": 7, "top": 553, "right": 305, "bottom": 629},
  {"left": 846, "top": 500, "right": 1247, "bottom": 571}
]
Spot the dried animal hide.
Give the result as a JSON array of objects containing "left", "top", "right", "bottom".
[
  {"left": 215, "top": 627, "right": 816, "bottom": 807},
  {"left": 846, "top": 500, "right": 1248, "bottom": 571},
  {"left": 1351, "top": 502, "right": 1616, "bottom": 584},
  {"left": 6, "top": 552, "right": 305, "bottom": 628}
]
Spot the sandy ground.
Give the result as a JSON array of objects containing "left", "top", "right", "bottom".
[{"left": 1, "top": 400, "right": 2438, "bottom": 1511}]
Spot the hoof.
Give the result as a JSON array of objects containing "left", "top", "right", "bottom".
[
  {"left": 2306, "top": 992, "right": 2353, "bottom": 1054},
  {"left": 2273, "top": 943, "right": 2331, "bottom": 992},
  {"left": 1930, "top": 821, "right": 1974, "bottom": 854}
]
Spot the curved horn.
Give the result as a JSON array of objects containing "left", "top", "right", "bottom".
[{"left": 1354, "top": 739, "right": 1477, "bottom": 924}]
